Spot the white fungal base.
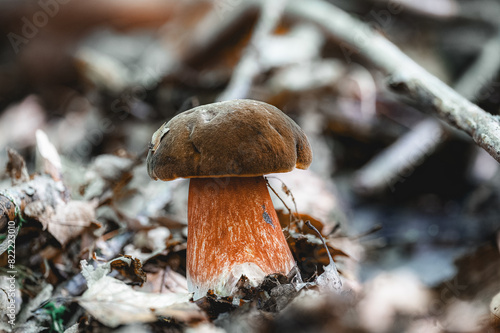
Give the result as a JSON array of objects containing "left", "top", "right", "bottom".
[{"left": 188, "top": 262, "right": 269, "bottom": 301}]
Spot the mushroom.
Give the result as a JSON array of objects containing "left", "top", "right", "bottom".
[{"left": 147, "top": 99, "right": 312, "bottom": 300}]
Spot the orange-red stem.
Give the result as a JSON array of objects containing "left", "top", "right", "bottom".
[{"left": 187, "top": 176, "right": 296, "bottom": 300}]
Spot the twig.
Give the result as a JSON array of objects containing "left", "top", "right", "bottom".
[
  {"left": 305, "top": 221, "right": 333, "bottom": 264},
  {"left": 365, "top": 0, "right": 460, "bottom": 19},
  {"left": 305, "top": 220, "right": 342, "bottom": 291},
  {"left": 217, "top": 0, "right": 288, "bottom": 101},
  {"left": 365, "top": 0, "right": 500, "bottom": 25},
  {"left": 287, "top": 0, "right": 500, "bottom": 164},
  {"left": 0, "top": 176, "right": 69, "bottom": 230},
  {"left": 264, "top": 177, "right": 296, "bottom": 227},
  {"left": 354, "top": 118, "right": 445, "bottom": 193},
  {"left": 266, "top": 176, "right": 299, "bottom": 215},
  {"left": 0, "top": 139, "right": 69, "bottom": 231},
  {"left": 0, "top": 145, "right": 68, "bottom": 233},
  {"left": 354, "top": 29, "right": 500, "bottom": 193},
  {"left": 453, "top": 30, "right": 500, "bottom": 102},
  {"left": 0, "top": 174, "right": 71, "bottom": 255}
]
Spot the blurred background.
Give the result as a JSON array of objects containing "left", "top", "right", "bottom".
[{"left": 0, "top": 0, "right": 500, "bottom": 331}]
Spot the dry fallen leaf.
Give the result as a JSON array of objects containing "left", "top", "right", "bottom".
[
  {"left": 6, "top": 148, "right": 30, "bottom": 185},
  {"left": 491, "top": 291, "right": 500, "bottom": 327},
  {"left": 492, "top": 291, "right": 500, "bottom": 317},
  {"left": 78, "top": 260, "right": 206, "bottom": 328},
  {"left": 0, "top": 95, "right": 46, "bottom": 150},
  {"left": 80, "top": 154, "right": 135, "bottom": 200},
  {"left": 440, "top": 299, "right": 489, "bottom": 332},
  {"left": 185, "top": 323, "right": 227, "bottom": 333},
  {"left": 109, "top": 255, "right": 147, "bottom": 287},
  {"left": 36, "top": 129, "right": 63, "bottom": 182},
  {"left": 79, "top": 275, "right": 204, "bottom": 327},
  {"left": 357, "top": 270, "right": 431, "bottom": 333},
  {"left": 304, "top": 221, "right": 342, "bottom": 293},
  {"left": 25, "top": 200, "right": 98, "bottom": 246},
  {"left": 315, "top": 260, "right": 343, "bottom": 293},
  {"left": 144, "top": 266, "right": 189, "bottom": 294}
]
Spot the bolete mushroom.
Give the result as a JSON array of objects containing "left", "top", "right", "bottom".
[{"left": 147, "top": 99, "right": 312, "bottom": 300}]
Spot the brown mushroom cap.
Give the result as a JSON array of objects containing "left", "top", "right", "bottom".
[{"left": 147, "top": 99, "right": 312, "bottom": 181}]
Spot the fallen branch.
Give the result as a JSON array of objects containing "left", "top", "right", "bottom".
[
  {"left": 217, "top": 0, "right": 288, "bottom": 101},
  {"left": 0, "top": 133, "right": 97, "bottom": 250},
  {"left": 453, "top": 30, "right": 500, "bottom": 102},
  {"left": 0, "top": 174, "right": 71, "bottom": 228},
  {"left": 0, "top": 174, "right": 69, "bottom": 255},
  {"left": 354, "top": 119, "right": 445, "bottom": 193},
  {"left": 287, "top": 0, "right": 500, "bottom": 164},
  {"left": 354, "top": 30, "right": 500, "bottom": 193},
  {"left": 0, "top": 148, "right": 69, "bottom": 232}
]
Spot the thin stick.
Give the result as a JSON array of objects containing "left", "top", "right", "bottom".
[
  {"left": 217, "top": 0, "right": 288, "bottom": 101},
  {"left": 354, "top": 29, "right": 500, "bottom": 193},
  {"left": 265, "top": 177, "right": 296, "bottom": 227},
  {"left": 287, "top": 0, "right": 500, "bottom": 164},
  {"left": 305, "top": 220, "right": 333, "bottom": 264},
  {"left": 266, "top": 176, "right": 299, "bottom": 217}
]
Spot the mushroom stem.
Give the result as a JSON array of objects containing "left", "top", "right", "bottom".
[{"left": 187, "top": 176, "right": 296, "bottom": 300}]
